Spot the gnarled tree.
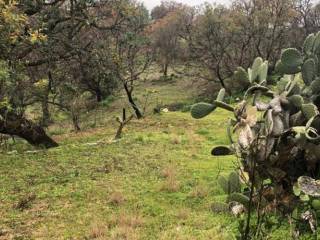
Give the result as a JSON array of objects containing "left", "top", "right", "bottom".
[{"left": 0, "top": 1, "right": 57, "bottom": 148}]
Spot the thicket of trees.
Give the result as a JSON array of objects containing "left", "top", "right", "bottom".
[{"left": 1, "top": 0, "right": 320, "bottom": 147}]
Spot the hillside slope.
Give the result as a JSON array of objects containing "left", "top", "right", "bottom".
[{"left": 0, "top": 76, "right": 293, "bottom": 239}]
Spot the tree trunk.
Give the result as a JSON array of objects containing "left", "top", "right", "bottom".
[
  {"left": 42, "top": 70, "right": 53, "bottom": 127},
  {"left": 123, "top": 83, "right": 143, "bottom": 119},
  {"left": 163, "top": 62, "right": 168, "bottom": 77},
  {"left": 0, "top": 108, "right": 58, "bottom": 148},
  {"left": 41, "top": 97, "right": 51, "bottom": 127},
  {"left": 215, "top": 66, "right": 231, "bottom": 95},
  {"left": 115, "top": 124, "right": 124, "bottom": 140},
  {"left": 71, "top": 112, "right": 81, "bottom": 132},
  {"left": 95, "top": 88, "right": 103, "bottom": 102},
  {"left": 114, "top": 109, "right": 133, "bottom": 140}
]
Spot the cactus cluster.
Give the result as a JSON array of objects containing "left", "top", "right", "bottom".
[
  {"left": 191, "top": 32, "right": 320, "bottom": 213},
  {"left": 218, "top": 171, "right": 241, "bottom": 194},
  {"left": 211, "top": 171, "right": 249, "bottom": 214}
]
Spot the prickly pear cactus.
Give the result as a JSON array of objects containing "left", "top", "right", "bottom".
[{"left": 191, "top": 32, "right": 320, "bottom": 213}]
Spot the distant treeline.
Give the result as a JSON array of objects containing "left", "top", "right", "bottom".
[{"left": 0, "top": 0, "right": 319, "bottom": 146}]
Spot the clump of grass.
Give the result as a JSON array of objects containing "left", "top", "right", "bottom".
[
  {"left": 118, "top": 213, "right": 144, "bottom": 228},
  {"left": 196, "top": 128, "right": 210, "bottom": 136},
  {"left": 176, "top": 208, "right": 190, "bottom": 220},
  {"left": 135, "top": 135, "right": 145, "bottom": 142},
  {"left": 14, "top": 193, "right": 36, "bottom": 210},
  {"left": 170, "top": 134, "right": 182, "bottom": 144},
  {"left": 160, "top": 176, "right": 180, "bottom": 192},
  {"left": 160, "top": 165, "right": 181, "bottom": 192},
  {"left": 108, "top": 191, "right": 126, "bottom": 206},
  {"left": 161, "top": 165, "right": 177, "bottom": 179},
  {"left": 88, "top": 221, "right": 108, "bottom": 239},
  {"left": 189, "top": 184, "right": 209, "bottom": 198},
  {"left": 110, "top": 226, "right": 139, "bottom": 240},
  {"left": 109, "top": 212, "right": 144, "bottom": 231}
]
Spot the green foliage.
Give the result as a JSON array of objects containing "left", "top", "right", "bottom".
[
  {"left": 0, "top": 61, "right": 9, "bottom": 82},
  {"left": 191, "top": 31, "right": 320, "bottom": 237},
  {"left": 100, "top": 96, "right": 116, "bottom": 108},
  {"left": 312, "top": 199, "right": 320, "bottom": 210}
]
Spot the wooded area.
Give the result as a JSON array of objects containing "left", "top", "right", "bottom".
[{"left": 1, "top": 0, "right": 319, "bottom": 146}]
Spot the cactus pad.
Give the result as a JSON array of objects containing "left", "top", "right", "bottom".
[
  {"left": 302, "top": 86, "right": 313, "bottom": 97},
  {"left": 258, "top": 61, "right": 268, "bottom": 83},
  {"left": 303, "top": 33, "right": 315, "bottom": 55},
  {"left": 211, "top": 146, "right": 233, "bottom": 156},
  {"left": 301, "top": 103, "right": 319, "bottom": 120},
  {"left": 313, "top": 32, "right": 320, "bottom": 54},
  {"left": 311, "top": 79, "right": 320, "bottom": 94},
  {"left": 277, "top": 77, "right": 290, "bottom": 93},
  {"left": 227, "top": 193, "right": 250, "bottom": 208},
  {"left": 281, "top": 48, "right": 303, "bottom": 68},
  {"left": 288, "top": 95, "right": 304, "bottom": 108},
  {"left": 218, "top": 175, "right": 229, "bottom": 194},
  {"left": 216, "top": 88, "right": 226, "bottom": 102},
  {"left": 228, "top": 172, "right": 241, "bottom": 193},
  {"left": 275, "top": 60, "right": 301, "bottom": 75},
  {"left": 302, "top": 58, "right": 316, "bottom": 85},
  {"left": 191, "top": 102, "right": 216, "bottom": 119},
  {"left": 251, "top": 57, "right": 263, "bottom": 83}
]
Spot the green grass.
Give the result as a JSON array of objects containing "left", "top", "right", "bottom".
[
  {"left": 0, "top": 74, "right": 307, "bottom": 239},
  {"left": 0, "top": 110, "right": 238, "bottom": 239}
]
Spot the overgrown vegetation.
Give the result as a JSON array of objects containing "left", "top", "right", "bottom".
[
  {"left": 2, "top": 0, "right": 320, "bottom": 239},
  {"left": 191, "top": 31, "right": 320, "bottom": 239}
]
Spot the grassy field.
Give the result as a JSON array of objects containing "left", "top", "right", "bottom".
[{"left": 0, "top": 75, "right": 299, "bottom": 239}]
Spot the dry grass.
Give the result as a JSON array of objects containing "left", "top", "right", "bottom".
[
  {"left": 160, "top": 165, "right": 180, "bottom": 192},
  {"left": 170, "top": 134, "right": 182, "bottom": 144},
  {"left": 110, "top": 212, "right": 145, "bottom": 229},
  {"left": 161, "top": 165, "right": 177, "bottom": 179},
  {"left": 110, "top": 226, "right": 139, "bottom": 240},
  {"left": 88, "top": 222, "right": 108, "bottom": 239},
  {"left": 176, "top": 208, "right": 190, "bottom": 220},
  {"left": 189, "top": 184, "right": 209, "bottom": 198},
  {"left": 108, "top": 192, "right": 126, "bottom": 206},
  {"left": 160, "top": 176, "right": 180, "bottom": 192}
]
